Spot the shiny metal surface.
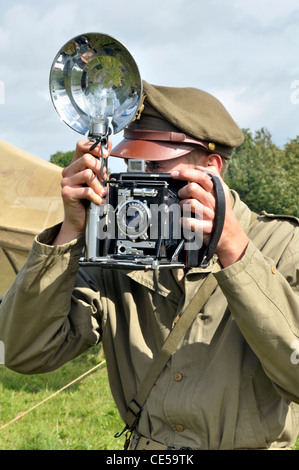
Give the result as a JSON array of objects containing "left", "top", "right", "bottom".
[{"left": 49, "top": 33, "right": 142, "bottom": 137}]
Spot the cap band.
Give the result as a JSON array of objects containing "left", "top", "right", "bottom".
[
  {"left": 124, "top": 129, "right": 210, "bottom": 148},
  {"left": 111, "top": 137, "right": 196, "bottom": 161},
  {"left": 124, "top": 129, "right": 209, "bottom": 150}
]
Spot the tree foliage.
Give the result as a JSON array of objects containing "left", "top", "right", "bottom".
[
  {"left": 50, "top": 150, "right": 75, "bottom": 168},
  {"left": 224, "top": 128, "right": 299, "bottom": 217}
]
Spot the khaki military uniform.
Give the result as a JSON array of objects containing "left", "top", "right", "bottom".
[{"left": 0, "top": 190, "right": 298, "bottom": 449}]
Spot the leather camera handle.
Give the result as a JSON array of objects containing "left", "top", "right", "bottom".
[{"left": 199, "top": 170, "right": 226, "bottom": 268}]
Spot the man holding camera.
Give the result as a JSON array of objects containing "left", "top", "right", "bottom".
[{"left": 0, "top": 81, "right": 298, "bottom": 450}]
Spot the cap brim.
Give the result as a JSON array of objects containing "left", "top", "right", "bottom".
[{"left": 111, "top": 138, "right": 196, "bottom": 161}]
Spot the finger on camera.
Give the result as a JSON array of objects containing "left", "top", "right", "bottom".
[
  {"left": 80, "top": 153, "right": 108, "bottom": 182},
  {"left": 62, "top": 153, "right": 94, "bottom": 177},
  {"left": 63, "top": 169, "right": 104, "bottom": 196},
  {"left": 63, "top": 153, "right": 106, "bottom": 184},
  {"left": 178, "top": 183, "right": 216, "bottom": 210},
  {"left": 180, "top": 216, "right": 214, "bottom": 235},
  {"left": 180, "top": 198, "right": 203, "bottom": 215},
  {"left": 171, "top": 167, "right": 214, "bottom": 191},
  {"left": 62, "top": 184, "right": 104, "bottom": 206},
  {"left": 180, "top": 199, "right": 214, "bottom": 220}
]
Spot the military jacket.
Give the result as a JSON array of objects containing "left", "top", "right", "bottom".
[{"left": 0, "top": 190, "right": 298, "bottom": 449}]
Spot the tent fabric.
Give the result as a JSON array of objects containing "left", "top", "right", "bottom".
[{"left": 0, "top": 140, "right": 64, "bottom": 296}]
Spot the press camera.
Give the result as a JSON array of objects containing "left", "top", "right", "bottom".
[
  {"left": 49, "top": 33, "right": 225, "bottom": 270},
  {"left": 82, "top": 160, "right": 209, "bottom": 269},
  {"left": 80, "top": 159, "right": 226, "bottom": 270}
]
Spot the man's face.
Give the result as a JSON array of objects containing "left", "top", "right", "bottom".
[{"left": 145, "top": 151, "right": 209, "bottom": 174}]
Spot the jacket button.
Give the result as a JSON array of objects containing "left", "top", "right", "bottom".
[
  {"left": 174, "top": 372, "right": 183, "bottom": 382},
  {"left": 176, "top": 424, "right": 184, "bottom": 432}
]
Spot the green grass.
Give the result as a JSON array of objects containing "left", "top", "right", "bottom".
[
  {"left": 0, "top": 345, "right": 298, "bottom": 450},
  {"left": 0, "top": 346, "right": 124, "bottom": 450}
]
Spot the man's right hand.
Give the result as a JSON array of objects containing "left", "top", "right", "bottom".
[{"left": 53, "top": 139, "right": 112, "bottom": 245}]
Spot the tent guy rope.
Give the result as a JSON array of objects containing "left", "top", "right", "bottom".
[{"left": 0, "top": 360, "right": 106, "bottom": 431}]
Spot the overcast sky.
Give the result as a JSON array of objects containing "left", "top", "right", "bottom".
[{"left": 1, "top": 0, "right": 299, "bottom": 173}]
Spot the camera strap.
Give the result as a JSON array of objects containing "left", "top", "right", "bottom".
[
  {"left": 115, "top": 264, "right": 220, "bottom": 447},
  {"left": 195, "top": 171, "right": 226, "bottom": 268}
]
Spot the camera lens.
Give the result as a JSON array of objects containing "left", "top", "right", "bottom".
[{"left": 116, "top": 200, "right": 151, "bottom": 239}]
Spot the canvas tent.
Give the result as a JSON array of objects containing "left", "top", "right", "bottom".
[{"left": 0, "top": 140, "right": 64, "bottom": 297}]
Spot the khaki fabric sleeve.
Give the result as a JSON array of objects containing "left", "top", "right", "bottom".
[
  {"left": 0, "top": 225, "right": 102, "bottom": 374},
  {"left": 215, "top": 239, "right": 299, "bottom": 403}
]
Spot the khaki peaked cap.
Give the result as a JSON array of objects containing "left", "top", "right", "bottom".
[{"left": 112, "top": 80, "right": 244, "bottom": 161}]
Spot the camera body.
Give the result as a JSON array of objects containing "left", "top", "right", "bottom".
[{"left": 80, "top": 161, "right": 206, "bottom": 270}]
